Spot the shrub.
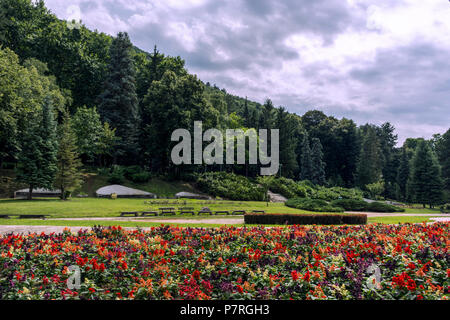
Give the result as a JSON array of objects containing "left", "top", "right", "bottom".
[
  {"left": 195, "top": 172, "right": 265, "bottom": 201},
  {"left": 244, "top": 213, "right": 367, "bottom": 225},
  {"left": 107, "top": 165, "right": 125, "bottom": 184},
  {"left": 366, "top": 201, "right": 405, "bottom": 213},
  {"left": 439, "top": 203, "right": 450, "bottom": 213},
  {"left": 285, "top": 198, "right": 344, "bottom": 213},
  {"left": 331, "top": 199, "right": 368, "bottom": 211},
  {"left": 129, "top": 172, "right": 151, "bottom": 183}
]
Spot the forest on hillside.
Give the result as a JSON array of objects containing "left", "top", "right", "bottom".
[{"left": 0, "top": 0, "right": 449, "bottom": 206}]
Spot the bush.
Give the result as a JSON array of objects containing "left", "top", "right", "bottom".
[
  {"left": 439, "top": 203, "right": 450, "bottom": 213},
  {"left": 285, "top": 198, "right": 344, "bottom": 213},
  {"left": 366, "top": 202, "right": 405, "bottom": 213},
  {"left": 330, "top": 199, "right": 368, "bottom": 211},
  {"left": 129, "top": 172, "right": 151, "bottom": 183},
  {"left": 244, "top": 213, "right": 367, "bottom": 225},
  {"left": 107, "top": 165, "right": 125, "bottom": 184},
  {"left": 195, "top": 172, "right": 265, "bottom": 201}
]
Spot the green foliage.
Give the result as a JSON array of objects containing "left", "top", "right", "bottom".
[
  {"left": 310, "top": 137, "right": 326, "bottom": 185},
  {"left": 107, "top": 165, "right": 125, "bottom": 185},
  {"left": 356, "top": 126, "right": 382, "bottom": 187},
  {"left": 396, "top": 147, "right": 410, "bottom": 201},
  {"left": 330, "top": 199, "right": 404, "bottom": 212},
  {"left": 330, "top": 199, "right": 368, "bottom": 211},
  {"left": 54, "top": 111, "right": 83, "bottom": 199},
  {"left": 195, "top": 172, "right": 265, "bottom": 201},
  {"left": 15, "top": 97, "right": 58, "bottom": 199},
  {"left": 435, "top": 128, "right": 450, "bottom": 189},
  {"left": 285, "top": 198, "right": 344, "bottom": 213},
  {"left": 408, "top": 140, "right": 444, "bottom": 207},
  {"left": 365, "top": 180, "right": 385, "bottom": 199},
  {"left": 299, "top": 133, "right": 313, "bottom": 181},
  {"left": 366, "top": 202, "right": 405, "bottom": 213},
  {"left": 98, "top": 32, "right": 139, "bottom": 163},
  {"left": 0, "top": 48, "right": 66, "bottom": 163}
]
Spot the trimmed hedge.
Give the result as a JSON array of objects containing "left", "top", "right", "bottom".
[
  {"left": 331, "top": 199, "right": 405, "bottom": 213},
  {"left": 285, "top": 198, "right": 344, "bottom": 212},
  {"left": 244, "top": 213, "right": 367, "bottom": 225}
]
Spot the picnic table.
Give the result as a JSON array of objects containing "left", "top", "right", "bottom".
[
  {"left": 252, "top": 210, "right": 266, "bottom": 214},
  {"left": 231, "top": 210, "right": 246, "bottom": 215}
]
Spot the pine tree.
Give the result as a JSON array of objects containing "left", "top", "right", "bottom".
[
  {"left": 311, "top": 137, "right": 326, "bottom": 185},
  {"left": 275, "top": 107, "right": 298, "bottom": 177},
  {"left": 54, "top": 111, "right": 83, "bottom": 200},
  {"left": 299, "top": 133, "right": 313, "bottom": 181},
  {"left": 396, "top": 147, "right": 410, "bottom": 201},
  {"left": 15, "top": 97, "right": 58, "bottom": 200},
  {"left": 356, "top": 126, "right": 382, "bottom": 188},
  {"left": 98, "top": 32, "right": 139, "bottom": 163},
  {"left": 435, "top": 128, "right": 450, "bottom": 189},
  {"left": 409, "top": 140, "right": 444, "bottom": 208}
]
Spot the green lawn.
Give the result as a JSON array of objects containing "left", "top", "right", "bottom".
[
  {"left": 0, "top": 197, "right": 315, "bottom": 218},
  {"left": 0, "top": 215, "right": 440, "bottom": 228}
]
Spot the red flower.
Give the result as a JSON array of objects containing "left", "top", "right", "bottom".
[
  {"left": 236, "top": 285, "right": 244, "bottom": 293},
  {"left": 192, "top": 270, "right": 201, "bottom": 279},
  {"left": 89, "top": 288, "right": 96, "bottom": 293},
  {"left": 291, "top": 270, "right": 299, "bottom": 281},
  {"left": 303, "top": 271, "right": 310, "bottom": 282}
]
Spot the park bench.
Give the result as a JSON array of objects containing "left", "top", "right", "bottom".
[
  {"left": 252, "top": 210, "right": 266, "bottom": 214},
  {"left": 141, "top": 211, "right": 159, "bottom": 217},
  {"left": 231, "top": 210, "right": 246, "bottom": 215},
  {"left": 179, "top": 207, "right": 195, "bottom": 215},
  {"left": 198, "top": 208, "right": 213, "bottom": 215},
  {"left": 159, "top": 207, "right": 176, "bottom": 215},
  {"left": 120, "top": 212, "right": 139, "bottom": 217},
  {"left": 0, "top": 214, "right": 16, "bottom": 219},
  {"left": 18, "top": 214, "right": 50, "bottom": 220},
  {"left": 215, "top": 211, "right": 229, "bottom": 215}
]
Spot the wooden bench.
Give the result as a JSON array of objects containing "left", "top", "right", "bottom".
[
  {"left": 141, "top": 211, "right": 159, "bottom": 217},
  {"left": 0, "top": 214, "right": 16, "bottom": 219},
  {"left": 120, "top": 212, "right": 139, "bottom": 217},
  {"left": 231, "top": 210, "right": 246, "bottom": 215},
  {"left": 198, "top": 209, "right": 213, "bottom": 215},
  {"left": 215, "top": 211, "right": 229, "bottom": 215},
  {"left": 252, "top": 210, "right": 266, "bottom": 214},
  {"left": 18, "top": 214, "right": 50, "bottom": 220},
  {"left": 179, "top": 207, "right": 195, "bottom": 215},
  {"left": 159, "top": 207, "right": 176, "bottom": 215}
]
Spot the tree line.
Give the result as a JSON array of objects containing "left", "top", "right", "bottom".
[{"left": 0, "top": 0, "right": 448, "bottom": 206}]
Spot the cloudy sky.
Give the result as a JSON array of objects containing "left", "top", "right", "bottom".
[{"left": 44, "top": 0, "right": 450, "bottom": 144}]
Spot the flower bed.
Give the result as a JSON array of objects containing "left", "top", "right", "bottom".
[{"left": 0, "top": 223, "right": 448, "bottom": 300}]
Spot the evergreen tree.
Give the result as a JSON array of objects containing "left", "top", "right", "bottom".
[
  {"left": 435, "top": 128, "right": 450, "bottom": 189},
  {"left": 396, "top": 147, "right": 410, "bottom": 201},
  {"left": 311, "top": 137, "right": 326, "bottom": 185},
  {"left": 299, "top": 133, "right": 313, "bottom": 181},
  {"left": 54, "top": 111, "right": 83, "bottom": 200},
  {"left": 408, "top": 140, "right": 444, "bottom": 208},
  {"left": 356, "top": 126, "right": 382, "bottom": 188},
  {"left": 275, "top": 107, "right": 298, "bottom": 177},
  {"left": 98, "top": 32, "right": 139, "bottom": 163},
  {"left": 15, "top": 97, "right": 58, "bottom": 200}
]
